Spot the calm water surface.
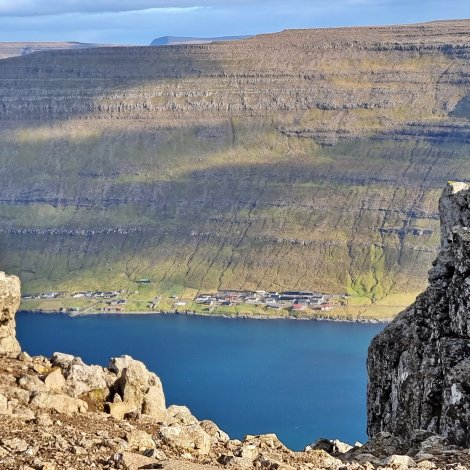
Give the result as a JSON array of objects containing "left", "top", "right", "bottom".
[{"left": 16, "top": 312, "right": 384, "bottom": 450}]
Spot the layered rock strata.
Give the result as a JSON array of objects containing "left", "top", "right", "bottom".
[
  {"left": 368, "top": 181, "right": 470, "bottom": 446},
  {"left": 4, "top": 21, "right": 470, "bottom": 299}
]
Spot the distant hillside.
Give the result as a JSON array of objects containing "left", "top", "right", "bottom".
[
  {"left": 0, "top": 42, "right": 113, "bottom": 60},
  {"left": 1, "top": 20, "right": 470, "bottom": 306},
  {"left": 150, "top": 35, "right": 251, "bottom": 46}
]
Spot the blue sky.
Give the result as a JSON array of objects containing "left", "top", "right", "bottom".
[{"left": 0, "top": 0, "right": 468, "bottom": 45}]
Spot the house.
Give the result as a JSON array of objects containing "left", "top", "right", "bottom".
[
  {"left": 320, "top": 304, "right": 334, "bottom": 311},
  {"left": 266, "top": 302, "right": 283, "bottom": 309},
  {"left": 292, "top": 302, "right": 307, "bottom": 311},
  {"left": 41, "top": 292, "right": 59, "bottom": 299}
]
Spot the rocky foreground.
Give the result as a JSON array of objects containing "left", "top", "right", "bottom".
[{"left": 1, "top": 275, "right": 470, "bottom": 468}]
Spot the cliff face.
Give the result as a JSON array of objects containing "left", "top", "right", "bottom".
[
  {"left": 2, "top": 21, "right": 470, "bottom": 299},
  {"left": 368, "top": 182, "right": 470, "bottom": 446}
]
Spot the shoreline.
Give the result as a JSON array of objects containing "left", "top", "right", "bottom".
[{"left": 19, "top": 308, "right": 392, "bottom": 324}]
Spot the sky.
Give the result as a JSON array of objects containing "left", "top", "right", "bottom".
[{"left": 0, "top": 0, "right": 468, "bottom": 45}]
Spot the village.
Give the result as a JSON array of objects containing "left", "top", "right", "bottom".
[
  {"left": 193, "top": 290, "right": 334, "bottom": 312},
  {"left": 21, "top": 287, "right": 336, "bottom": 315}
]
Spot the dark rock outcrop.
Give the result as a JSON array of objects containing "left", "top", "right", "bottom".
[{"left": 367, "top": 181, "right": 470, "bottom": 446}]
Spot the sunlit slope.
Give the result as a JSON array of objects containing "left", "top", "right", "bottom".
[{"left": 1, "top": 21, "right": 470, "bottom": 300}]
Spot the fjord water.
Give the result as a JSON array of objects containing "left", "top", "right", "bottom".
[{"left": 16, "top": 312, "right": 383, "bottom": 450}]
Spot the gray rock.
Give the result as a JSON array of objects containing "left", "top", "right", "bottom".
[
  {"left": 368, "top": 182, "right": 470, "bottom": 447},
  {"left": 12, "top": 406, "right": 35, "bottom": 421},
  {"left": 113, "top": 451, "right": 156, "bottom": 470},
  {"left": 35, "top": 413, "right": 54, "bottom": 427},
  {"left": 159, "top": 422, "right": 211, "bottom": 455},
  {"left": 142, "top": 385, "right": 167, "bottom": 420},
  {"left": 109, "top": 355, "right": 167, "bottom": 420},
  {"left": 1, "top": 437, "right": 28, "bottom": 453},
  {"left": 106, "top": 401, "right": 136, "bottom": 420},
  {"left": 18, "top": 375, "right": 47, "bottom": 393},
  {"left": 125, "top": 429, "right": 156, "bottom": 451},
  {"left": 44, "top": 369, "right": 66, "bottom": 393},
  {"left": 30, "top": 392, "right": 88, "bottom": 415},
  {"left": 0, "top": 385, "right": 31, "bottom": 406},
  {"left": 17, "top": 351, "right": 31, "bottom": 363},
  {"left": 167, "top": 405, "right": 198, "bottom": 425},
  {"left": 0, "top": 393, "right": 8, "bottom": 414},
  {"left": 52, "top": 353, "right": 111, "bottom": 397},
  {"left": 237, "top": 444, "right": 259, "bottom": 461},
  {"left": 50, "top": 352, "right": 75, "bottom": 369},
  {"left": 380, "top": 455, "right": 416, "bottom": 469},
  {"left": 308, "top": 437, "right": 353, "bottom": 454},
  {"left": 0, "top": 272, "right": 21, "bottom": 355},
  {"left": 199, "top": 419, "right": 230, "bottom": 444}
]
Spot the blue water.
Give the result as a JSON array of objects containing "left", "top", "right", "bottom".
[{"left": 16, "top": 312, "right": 383, "bottom": 450}]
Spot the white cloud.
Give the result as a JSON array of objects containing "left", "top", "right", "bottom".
[{"left": 0, "top": 0, "right": 220, "bottom": 16}]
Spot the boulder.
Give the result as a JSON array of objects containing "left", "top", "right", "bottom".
[
  {"left": 159, "top": 422, "right": 211, "bottom": 455},
  {"left": 125, "top": 429, "right": 156, "bottom": 451},
  {"left": 51, "top": 353, "right": 111, "bottom": 397},
  {"left": 106, "top": 401, "right": 136, "bottom": 420},
  {"left": 30, "top": 392, "right": 88, "bottom": 415},
  {"left": 114, "top": 452, "right": 156, "bottom": 470},
  {"left": 50, "top": 352, "right": 75, "bottom": 369},
  {"left": 142, "top": 385, "right": 167, "bottom": 420},
  {"left": 109, "top": 355, "right": 167, "bottom": 419},
  {"left": 167, "top": 405, "right": 198, "bottom": 425},
  {"left": 256, "top": 453, "right": 297, "bottom": 470},
  {"left": 1, "top": 437, "right": 28, "bottom": 453},
  {"left": 346, "top": 432, "right": 406, "bottom": 460},
  {"left": 0, "top": 272, "right": 21, "bottom": 355},
  {"left": 199, "top": 420, "right": 230, "bottom": 444},
  {"left": 308, "top": 437, "right": 353, "bottom": 454},
  {"left": 381, "top": 455, "right": 416, "bottom": 469},
  {"left": 18, "top": 374, "right": 47, "bottom": 393},
  {"left": 0, "top": 385, "right": 31, "bottom": 406},
  {"left": 44, "top": 369, "right": 66, "bottom": 393},
  {"left": 238, "top": 444, "right": 259, "bottom": 461}
]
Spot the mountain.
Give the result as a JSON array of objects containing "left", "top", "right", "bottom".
[
  {"left": 150, "top": 35, "right": 252, "bottom": 46},
  {"left": 1, "top": 20, "right": 470, "bottom": 303},
  {"left": 0, "top": 41, "right": 112, "bottom": 60}
]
